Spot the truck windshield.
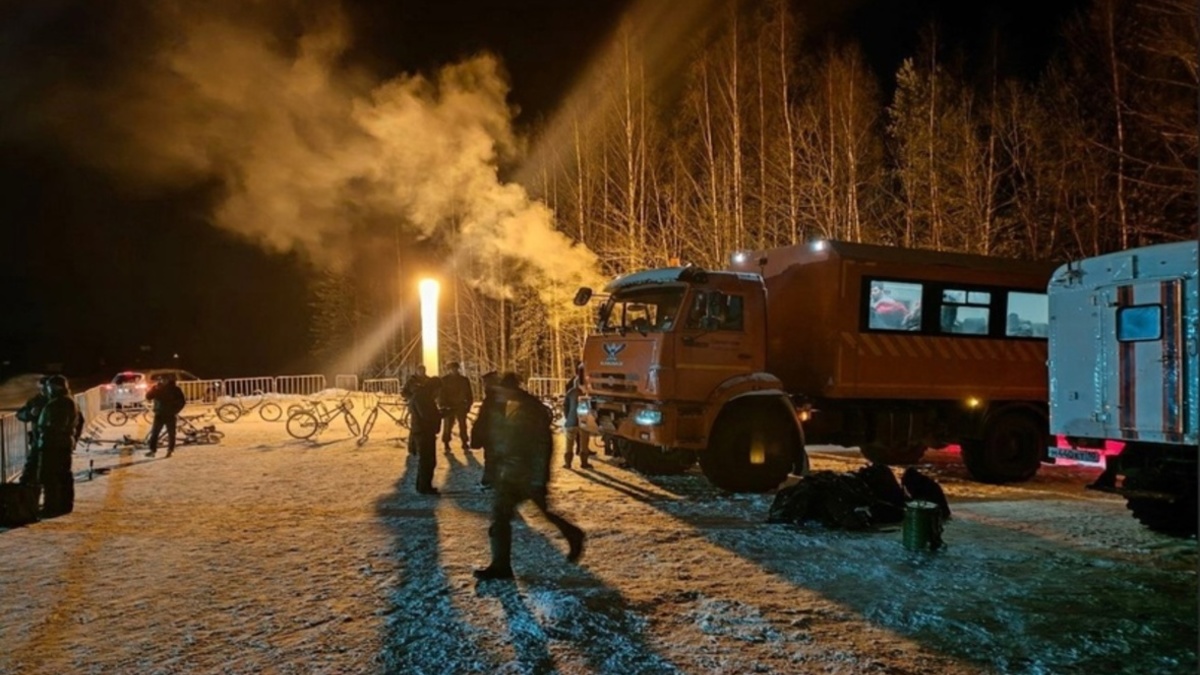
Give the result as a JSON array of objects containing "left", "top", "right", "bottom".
[{"left": 599, "top": 287, "right": 685, "bottom": 334}]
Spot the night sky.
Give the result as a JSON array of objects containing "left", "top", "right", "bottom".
[{"left": 0, "top": 0, "right": 1083, "bottom": 383}]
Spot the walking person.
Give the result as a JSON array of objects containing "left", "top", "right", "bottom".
[
  {"left": 145, "top": 374, "right": 187, "bottom": 458},
  {"left": 469, "top": 371, "right": 501, "bottom": 489},
  {"left": 16, "top": 376, "right": 49, "bottom": 489},
  {"left": 474, "top": 372, "right": 585, "bottom": 581},
  {"left": 409, "top": 376, "right": 442, "bottom": 495},
  {"left": 562, "top": 372, "right": 592, "bottom": 470},
  {"left": 438, "top": 361, "right": 473, "bottom": 452},
  {"left": 35, "top": 375, "right": 80, "bottom": 517}
]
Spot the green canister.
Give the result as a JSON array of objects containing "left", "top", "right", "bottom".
[{"left": 902, "top": 500, "right": 943, "bottom": 551}]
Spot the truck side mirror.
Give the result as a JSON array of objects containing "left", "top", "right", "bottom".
[{"left": 573, "top": 287, "right": 593, "bottom": 306}]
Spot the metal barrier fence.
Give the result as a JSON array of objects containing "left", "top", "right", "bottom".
[
  {"left": 275, "top": 375, "right": 326, "bottom": 396},
  {"left": 223, "top": 377, "right": 276, "bottom": 398},
  {"left": 335, "top": 374, "right": 359, "bottom": 391},
  {"left": 527, "top": 377, "right": 570, "bottom": 401},
  {"left": 179, "top": 380, "right": 223, "bottom": 404},
  {"left": 363, "top": 378, "right": 401, "bottom": 395},
  {"left": 0, "top": 413, "right": 29, "bottom": 483}
]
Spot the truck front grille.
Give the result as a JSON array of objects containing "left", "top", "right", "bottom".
[{"left": 590, "top": 372, "right": 639, "bottom": 394}]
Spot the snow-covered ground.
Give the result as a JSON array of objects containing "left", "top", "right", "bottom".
[{"left": 1, "top": 407, "right": 1195, "bottom": 675}]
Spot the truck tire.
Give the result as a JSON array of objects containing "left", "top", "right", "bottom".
[
  {"left": 700, "top": 399, "right": 796, "bottom": 493},
  {"left": 1122, "top": 455, "right": 1198, "bottom": 536},
  {"left": 961, "top": 411, "right": 1043, "bottom": 484}
]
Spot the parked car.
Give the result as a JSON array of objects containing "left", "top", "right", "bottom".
[
  {"left": 104, "top": 369, "right": 209, "bottom": 408},
  {"left": 104, "top": 371, "right": 150, "bottom": 408}
]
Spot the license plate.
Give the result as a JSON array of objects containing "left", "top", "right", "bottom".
[{"left": 1048, "top": 447, "right": 1102, "bottom": 463}]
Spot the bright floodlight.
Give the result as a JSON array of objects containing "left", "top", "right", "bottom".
[
  {"left": 811, "top": 240, "right": 828, "bottom": 252},
  {"left": 732, "top": 251, "right": 748, "bottom": 264},
  {"left": 419, "top": 279, "right": 440, "bottom": 376}
]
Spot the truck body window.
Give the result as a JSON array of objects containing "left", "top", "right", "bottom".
[
  {"left": 1006, "top": 291, "right": 1048, "bottom": 337},
  {"left": 1117, "top": 305, "right": 1162, "bottom": 342},
  {"left": 867, "top": 280, "right": 923, "bottom": 331},
  {"left": 940, "top": 287, "right": 991, "bottom": 335}
]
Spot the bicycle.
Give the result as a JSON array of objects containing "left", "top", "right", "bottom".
[
  {"left": 357, "top": 397, "right": 410, "bottom": 447},
  {"left": 286, "top": 394, "right": 355, "bottom": 419},
  {"left": 152, "top": 413, "right": 226, "bottom": 446},
  {"left": 216, "top": 392, "right": 283, "bottom": 423},
  {"left": 107, "top": 403, "right": 154, "bottom": 427},
  {"left": 286, "top": 398, "right": 360, "bottom": 440}
]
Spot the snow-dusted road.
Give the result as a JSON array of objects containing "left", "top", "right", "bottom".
[{"left": 1, "top": 412, "right": 1195, "bottom": 674}]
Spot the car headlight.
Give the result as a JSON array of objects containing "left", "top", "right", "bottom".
[
  {"left": 633, "top": 409, "right": 662, "bottom": 426},
  {"left": 576, "top": 401, "right": 590, "bottom": 416}
]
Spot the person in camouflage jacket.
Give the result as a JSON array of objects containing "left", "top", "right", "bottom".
[{"left": 474, "top": 373, "right": 584, "bottom": 581}]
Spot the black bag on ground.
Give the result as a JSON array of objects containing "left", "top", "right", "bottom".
[
  {"left": 855, "top": 463, "right": 907, "bottom": 525},
  {"left": 768, "top": 471, "right": 876, "bottom": 530},
  {"left": 0, "top": 483, "right": 39, "bottom": 527}
]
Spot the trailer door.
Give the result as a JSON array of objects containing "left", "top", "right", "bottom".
[{"left": 1102, "top": 279, "right": 1187, "bottom": 443}]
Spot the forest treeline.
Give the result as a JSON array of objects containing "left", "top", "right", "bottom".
[{"left": 314, "top": 0, "right": 1197, "bottom": 381}]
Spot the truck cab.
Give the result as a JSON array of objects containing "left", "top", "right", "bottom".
[{"left": 576, "top": 266, "right": 805, "bottom": 492}]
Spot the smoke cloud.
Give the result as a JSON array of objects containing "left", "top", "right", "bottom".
[{"left": 39, "top": 1, "right": 601, "bottom": 303}]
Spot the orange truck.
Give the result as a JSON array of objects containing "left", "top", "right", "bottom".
[{"left": 573, "top": 240, "right": 1059, "bottom": 492}]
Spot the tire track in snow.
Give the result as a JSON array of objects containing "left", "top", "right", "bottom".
[{"left": 21, "top": 444, "right": 136, "bottom": 662}]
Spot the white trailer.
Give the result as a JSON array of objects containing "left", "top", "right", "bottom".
[{"left": 1048, "top": 240, "right": 1198, "bottom": 535}]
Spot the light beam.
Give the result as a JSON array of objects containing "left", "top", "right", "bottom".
[{"left": 419, "top": 279, "right": 440, "bottom": 376}]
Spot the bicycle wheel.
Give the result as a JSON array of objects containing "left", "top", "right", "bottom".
[
  {"left": 216, "top": 404, "right": 242, "bottom": 423},
  {"left": 107, "top": 409, "right": 129, "bottom": 426},
  {"left": 259, "top": 402, "right": 283, "bottom": 422},
  {"left": 344, "top": 411, "right": 361, "bottom": 437},
  {"left": 357, "top": 409, "right": 378, "bottom": 447},
  {"left": 286, "top": 411, "right": 320, "bottom": 440},
  {"left": 141, "top": 408, "right": 155, "bottom": 424},
  {"left": 287, "top": 404, "right": 305, "bottom": 417}
]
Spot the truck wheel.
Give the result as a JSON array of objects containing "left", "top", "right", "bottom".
[
  {"left": 700, "top": 399, "right": 795, "bottom": 493},
  {"left": 962, "top": 411, "right": 1043, "bottom": 483},
  {"left": 1124, "top": 465, "right": 1198, "bottom": 536}
]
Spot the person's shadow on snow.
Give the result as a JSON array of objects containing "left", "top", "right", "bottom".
[{"left": 474, "top": 581, "right": 555, "bottom": 674}]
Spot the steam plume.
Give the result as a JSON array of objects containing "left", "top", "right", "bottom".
[{"left": 41, "top": 1, "right": 601, "bottom": 301}]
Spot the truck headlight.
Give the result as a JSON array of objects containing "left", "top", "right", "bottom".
[
  {"left": 576, "top": 401, "right": 590, "bottom": 416},
  {"left": 633, "top": 409, "right": 663, "bottom": 426}
]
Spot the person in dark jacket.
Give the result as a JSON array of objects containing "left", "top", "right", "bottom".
[
  {"left": 474, "top": 372, "right": 584, "bottom": 581},
  {"left": 469, "top": 371, "right": 501, "bottom": 488},
  {"left": 401, "top": 364, "right": 429, "bottom": 399},
  {"left": 145, "top": 374, "right": 187, "bottom": 458},
  {"left": 562, "top": 375, "right": 591, "bottom": 470},
  {"left": 16, "top": 376, "right": 50, "bottom": 487},
  {"left": 438, "top": 361, "right": 474, "bottom": 451},
  {"left": 35, "top": 375, "right": 80, "bottom": 517},
  {"left": 402, "top": 365, "right": 430, "bottom": 456},
  {"left": 409, "top": 376, "right": 443, "bottom": 495}
]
